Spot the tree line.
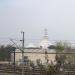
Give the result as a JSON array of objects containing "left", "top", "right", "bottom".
[{"left": 0, "top": 45, "right": 15, "bottom": 61}]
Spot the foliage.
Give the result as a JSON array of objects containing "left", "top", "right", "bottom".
[
  {"left": 30, "top": 60, "right": 35, "bottom": 68},
  {"left": 0, "top": 45, "right": 15, "bottom": 61},
  {"left": 55, "top": 42, "right": 66, "bottom": 66},
  {"left": 48, "top": 42, "right": 66, "bottom": 51},
  {"left": 36, "top": 59, "right": 42, "bottom": 66},
  {"left": 45, "top": 64, "right": 61, "bottom": 75},
  {"left": 55, "top": 54, "right": 66, "bottom": 66},
  {"left": 48, "top": 45, "right": 56, "bottom": 49}
]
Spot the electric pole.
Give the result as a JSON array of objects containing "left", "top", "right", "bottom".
[
  {"left": 10, "top": 32, "right": 25, "bottom": 75},
  {"left": 21, "top": 31, "right": 25, "bottom": 75},
  {"left": 45, "top": 49, "right": 48, "bottom": 64}
]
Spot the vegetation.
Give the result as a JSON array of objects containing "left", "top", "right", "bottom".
[
  {"left": 48, "top": 41, "right": 74, "bottom": 66},
  {"left": 0, "top": 42, "right": 75, "bottom": 75},
  {"left": 0, "top": 45, "right": 15, "bottom": 61}
]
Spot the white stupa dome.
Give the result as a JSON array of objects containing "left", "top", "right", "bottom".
[
  {"left": 39, "top": 28, "right": 52, "bottom": 49},
  {"left": 26, "top": 43, "right": 36, "bottom": 48},
  {"left": 39, "top": 38, "right": 52, "bottom": 49}
]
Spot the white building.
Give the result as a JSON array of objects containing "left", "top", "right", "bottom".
[{"left": 11, "top": 29, "right": 56, "bottom": 65}]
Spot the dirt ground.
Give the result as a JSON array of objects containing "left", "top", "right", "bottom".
[{"left": 0, "top": 73, "right": 20, "bottom": 75}]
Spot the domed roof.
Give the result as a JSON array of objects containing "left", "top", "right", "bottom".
[
  {"left": 26, "top": 43, "right": 36, "bottom": 48},
  {"left": 39, "top": 28, "right": 52, "bottom": 49},
  {"left": 39, "top": 38, "right": 52, "bottom": 49}
]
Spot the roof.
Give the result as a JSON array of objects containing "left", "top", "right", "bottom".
[
  {"left": 26, "top": 43, "right": 37, "bottom": 48},
  {"left": 39, "top": 38, "right": 53, "bottom": 49}
]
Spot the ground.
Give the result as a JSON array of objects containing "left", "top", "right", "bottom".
[{"left": 0, "top": 73, "right": 20, "bottom": 75}]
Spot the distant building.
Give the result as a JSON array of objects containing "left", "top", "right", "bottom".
[{"left": 11, "top": 29, "right": 56, "bottom": 65}]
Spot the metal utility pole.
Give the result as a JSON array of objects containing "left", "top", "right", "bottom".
[
  {"left": 13, "top": 47, "right": 16, "bottom": 72},
  {"left": 21, "top": 31, "right": 25, "bottom": 75},
  {"left": 10, "top": 32, "right": 25, "bottom": 75},
  {"left": 45, "top": 49, "right": 48, "bottom": 64}
]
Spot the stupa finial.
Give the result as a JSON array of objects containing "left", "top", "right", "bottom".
[{"left": 44, "top": 28, "right": 48, "bottom": 39}]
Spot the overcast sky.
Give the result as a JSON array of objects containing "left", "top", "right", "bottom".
[{"left": 0, "top": 0, "right": 75, "bottom": 45}]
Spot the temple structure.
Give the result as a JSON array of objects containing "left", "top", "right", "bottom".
[{"left": 11, "top": 29, "right": 56, "bottom": 65}]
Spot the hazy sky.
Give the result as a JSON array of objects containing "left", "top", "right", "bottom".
[{"left": 0, "top": 0, "right": 75, "bottom": 45}]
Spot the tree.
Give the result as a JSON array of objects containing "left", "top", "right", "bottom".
[
  {"left": 48, "top": 45, "right": 56, "bottom": 49},
  {"left": 55, "top": 42, "right": 67, "bottom": 66},
  {"left": 0, "top": 45, "right": 15, "bottom": 61}
]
